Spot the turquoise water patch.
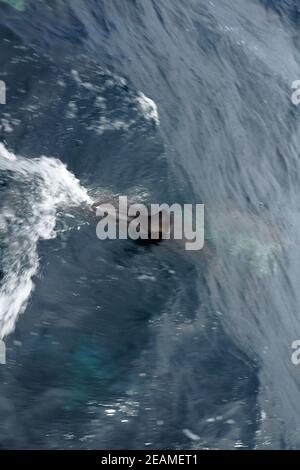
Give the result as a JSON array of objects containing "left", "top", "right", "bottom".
[{"left": 0, "top": 0, "right": 25, "bottom": 11}]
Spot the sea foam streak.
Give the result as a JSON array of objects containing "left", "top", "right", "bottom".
[{"left": 0, "top": 143, "right": 92, "bottom": 339}]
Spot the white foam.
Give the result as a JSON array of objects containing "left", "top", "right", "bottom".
[
  {"left": 0, "top": 143, "right": 92, "bottom": 339},
  {"left": 136, "top": 92, "right": 160, "bottom": 125},
  {"left": 0, "top": 142, "right": 16, "bottom": 161},
  {"left": 182, "top": 428, "right": 201, "bottom": 441},
  {"left": 87, "top": 116, "right": 130, "bottom": 135}
]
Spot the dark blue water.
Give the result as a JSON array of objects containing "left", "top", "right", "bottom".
[{"left": 0, "top": 0, "right": 300, "bottom": 450}]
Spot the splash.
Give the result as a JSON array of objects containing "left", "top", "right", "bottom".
[
  {"left": 0, "top": 143, "right": 92, "bottom": 339},
  {"left": 136, "top": 92, "right": 160, "bottom": 126}
]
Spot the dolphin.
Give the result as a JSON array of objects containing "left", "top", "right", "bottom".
[{"left": 92, "top": 199, "right": 171, "bottom": 243}]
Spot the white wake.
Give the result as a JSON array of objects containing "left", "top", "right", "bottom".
[{"left": 0, "top": 143, "right": 92, "bottom": 339}]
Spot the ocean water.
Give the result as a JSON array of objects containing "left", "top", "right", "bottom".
[{"left": 0, "top": 0, "right": 300, "bottom": 450}]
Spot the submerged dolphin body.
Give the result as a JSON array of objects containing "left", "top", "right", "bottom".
[{"left": 92, "top": 199, "right": 171, "bottom": 244}]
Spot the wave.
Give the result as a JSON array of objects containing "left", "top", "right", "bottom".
[
  {"left": 0, "top": 142, "right": 92, "bottom": 338},
  {"left": 1, "top": 0, "right": 300, "bottom": 450}
]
